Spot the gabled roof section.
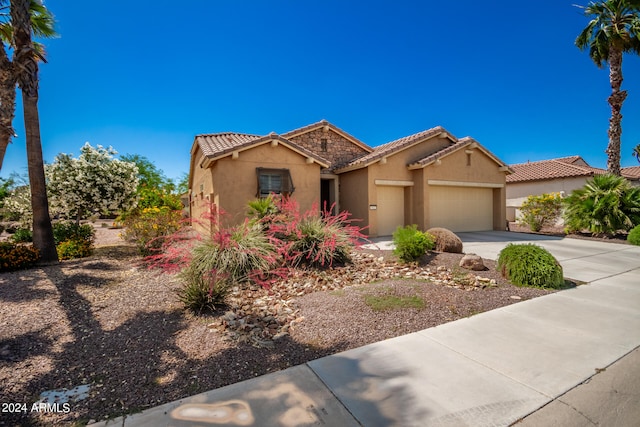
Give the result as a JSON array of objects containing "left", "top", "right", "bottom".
[
  {"left": 506, "top": 156, "right": 606, "bottom": 183},
  {"left": 282, "top": 119, "right": 373, "bottom": 153},
  {"left": 335, "top": 126, "right": 454, "bottom": 173},
  {"left": 408, "top": 137, "right": 511, "bottom": 171},
  {"left": 193, "top": 132, "right": 330, "bottom": 168},
  {"left": 193, "top": 132, "right": 262, "bottom": 157},
  {"left": 622, "top": 166, "right": 640, "bottom": 180}
]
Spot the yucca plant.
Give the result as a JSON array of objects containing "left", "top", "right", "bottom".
[{"left": 564, "top": 174, "right": 640, "bottom": 234}]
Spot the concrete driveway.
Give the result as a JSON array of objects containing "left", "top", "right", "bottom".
[
  {"left": 365, "top": 230, "right": 640, "bottom": 283},
  {"left": 456, "top": 231, "right": 640, "bottom": 284}
]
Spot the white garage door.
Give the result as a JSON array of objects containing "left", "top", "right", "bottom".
[
  {"left": 429, "top": 186, "right": 493, "bottom": 232},
  {"left": 377, "top": 186, "right": 404, "bottom": 236}
]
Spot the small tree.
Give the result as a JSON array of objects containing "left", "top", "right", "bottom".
[
  {"left": 518, "top": 193, "right": 563, "bottom": 232},
  {"left": 46, "top": 143, "right": 138, "bottom": 223}
]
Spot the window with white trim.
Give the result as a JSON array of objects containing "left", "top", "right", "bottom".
[{"left": 256, "top": 168, "right": 294, "bottom": 197}]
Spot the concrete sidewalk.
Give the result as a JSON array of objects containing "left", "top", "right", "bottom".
[{"left": 94, "top": 233, "right": 640, "bottom": 427}]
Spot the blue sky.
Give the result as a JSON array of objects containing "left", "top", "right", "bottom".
[{"left": 2, "top": 0, "right": 640, "bottom": 182}]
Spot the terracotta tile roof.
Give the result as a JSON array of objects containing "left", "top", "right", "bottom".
[
  {"left": 282, "top": 119, "right": 372, "bottom": 152},
  {"left": 195, "top": 132, "right": 330, "bottom": 167},
  {"left": 506, "top": 156, "right": 606, "bottom": 183},
  {"left": 195, "top": 133, "right": 262, "bottom": 157},
  {"left": 409, "top": 138, "right": 470, "bottom": 167},
  {"left": 622, "top": 166, "right": 640, "bottom": 179},
  {"left": 554, "top": 155, "right": 583, "bottom": 164},
  {"left": 338, "top": 126, "right": 449, "bottom": 170}
]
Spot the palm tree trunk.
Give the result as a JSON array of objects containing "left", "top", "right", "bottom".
[
  {"left": 607, "top": 47, "right": 626, "bottom": 176},
  {"left": 0, "top": 44, "right": 16, "bottom": 171},
  {"left": 11, "top": 0, "right": 57, "bottom": 263}
]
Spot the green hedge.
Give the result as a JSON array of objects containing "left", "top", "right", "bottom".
[{"left": 497, "top": 244, "right": 564, "bottom": 289}]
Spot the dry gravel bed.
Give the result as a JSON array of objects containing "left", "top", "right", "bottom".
[{"left": 0, "top": 225, "right": 554, "bottom": 426}]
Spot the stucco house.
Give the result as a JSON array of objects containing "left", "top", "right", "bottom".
[
  {"left": 622, "top": 166, "right": 640, "bottom": 186},
  {"left": 505, "top": 156, "right": 608, "bottom": 221},
  {"left": 189, "top": 120, "right": 511, "bottom": 236}
]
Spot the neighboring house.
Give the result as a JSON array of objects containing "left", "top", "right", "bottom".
[
  {"left": 622, "top": 166, "right": 640, "bottom": 186},
  {"left": 189, "top": 120, "right": 511, "bottom": 236},
  {"left": 505, "top": 156, "right": 606, "bottom": 221}
]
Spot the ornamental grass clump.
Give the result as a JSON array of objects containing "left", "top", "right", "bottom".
[
  {"left": 497, "top": 244, "right": 564, "bottom": 289},
  {"left": 266, "top": 199, "right": 366, "bottom": 268},
  {"left": 178, "top": 220, "right": 278, "bottom": 313},
  {"left": 392, "top": 225, "right": 435, "bottom": 263},
  {"left": 0, "top": 242, "right": 39, "bottom": 271}
]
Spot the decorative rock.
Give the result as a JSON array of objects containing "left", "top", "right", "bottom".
[
  {"left": 427, "top": 227, "right": 464, "bottom": 253},
  {"left": 459, "top": 253, "right": 486, "bottom": 271}
]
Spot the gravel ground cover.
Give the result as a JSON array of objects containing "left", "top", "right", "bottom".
[{"left": 0, "top": 224, "right": 553, "bottom": 426}]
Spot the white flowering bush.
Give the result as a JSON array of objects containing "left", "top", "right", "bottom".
[
  {"left": 46, "top": 143, "right": 139, "bottom": 221},
  {"left": 2, "top": 185, "right": 33, "bottom": 227}
]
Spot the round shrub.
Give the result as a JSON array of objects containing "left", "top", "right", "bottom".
[
  {"left": 427, "top": 227, "right": 463, "bottom": 253},
  {"left": 392, "top": 225, "right": 435, "bottom": 263},
  {"left": 497, "top": 244, "right": 564, "bottom": 289},
  {"left": 53, "top": 221, "right": 95, "bottom": 245},
  {"left": 57, "top": 239, "right": 93, "bottom": 260},
  {"left": 0, "top": 242, "right": 39, "bottom": 271},
  {"left": 628, "top": 225, "right": 640, "bottom": 246},
  {"left": 10, "top": 227, "right": 32, "bottom": 243}
]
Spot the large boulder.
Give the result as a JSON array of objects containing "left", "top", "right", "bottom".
[
  {"left": 459, "top": 253, "right": 486, "bottom": 271},
  {"left": 427, "top": 227, "right": 463, "bottom": 253}
]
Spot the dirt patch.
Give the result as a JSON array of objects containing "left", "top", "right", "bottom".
[{"left": 0, "top": 225, "right": 554, "bottom": 426}]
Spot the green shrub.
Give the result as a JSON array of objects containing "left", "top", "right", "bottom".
[
  {"left": 247, "top": 195, "right": 279, "bottom": 221},
  {"left": 519, "top": 192, "right": 563, "bottom": 232},
  {"left": 121, "top": 207, "right": 183, "bottom": 255},
  {"left": 53, "top": 221, "right": 95, "bottom": 245},
  {"left": 392, "top": 225, "right": 435, "bottom": 263},
  {"left": 57, "top": 239, "right": 93, "bottom": 260},
  {"left": 10, "top": 227, "right": 32, "bottom": 243},
  {"left": 564, "top": 174, "right": 640, "bottom": 234},
  {"left": 497, "top": 244, "right": 564, "bottom": 289},
  {"left": 628, "top": 225, "right": 640, "bottom": 246},
  {"left": 0, "top": 242, "right": 39, "bottom": 271}
]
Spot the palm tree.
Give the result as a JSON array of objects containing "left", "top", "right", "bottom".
[
  {"left": 575, "top": 0, "right": 640, "bottom": 176},
  {"left": 633, "top": 143, "right": 640, "bottom": 163},
  {"left": 10, "top": 0, "right": 56, "bottom": 263},
  {"left": 564, "top": 174, "right": 640, "bottom": 234},
  {"left": 0, "top": 0, "right": 55, "bottom": 170}
]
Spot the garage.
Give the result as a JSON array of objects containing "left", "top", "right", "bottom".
[
  {"left": 376, "top": 185, "right": 405, "bottom": 236},
  {"left": 429, "top": 185, "right": 493, "bottom": 232}
]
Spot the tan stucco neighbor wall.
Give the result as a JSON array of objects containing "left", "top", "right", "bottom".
[
  {"left": 505, "top": 177, "right": 587, "bottom": 221},
  {"left": 191, "top": 142, "right": 322, "bottom": 229}
]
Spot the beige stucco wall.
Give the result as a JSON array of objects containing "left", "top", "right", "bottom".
[
  {"left": 190, "top": 142, "right": 322, "bottom": 230},
  {"left": 424, "top": 147, "right": 507, "bottom": 231},
  {"left": 338, "top": 137, "right": 508, "bottom": 236},
  {"left": 338, "top": 168, "right": 370, "bottom": 232},
  {"left": 505, "top": 177, "right": 587, "bottom": 221}
]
